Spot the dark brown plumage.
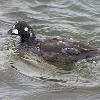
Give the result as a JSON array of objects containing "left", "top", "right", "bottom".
[{"left": 8, "top": 21, "right": 100, "bottom": 66}]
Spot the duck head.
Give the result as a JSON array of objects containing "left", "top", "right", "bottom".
[{"left": 8, "top": 21, "right": 36, "bottom": 43}]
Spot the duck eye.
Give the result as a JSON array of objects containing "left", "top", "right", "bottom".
[
  {"left": 12, "top": 25, "right": 15, "bottom": 29},
  {"left": 24, "top": 27, "right": 28, "bottom": 31}
]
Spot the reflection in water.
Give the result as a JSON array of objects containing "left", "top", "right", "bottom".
[{"left": 0, "top": 0, "right": 100, "bottom": 99}]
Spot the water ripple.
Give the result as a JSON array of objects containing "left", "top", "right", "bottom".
[{"left": 0, "top": 0, "right": 100, "bottom": 99}]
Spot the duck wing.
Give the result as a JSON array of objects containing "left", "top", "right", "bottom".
[{"left": 39, "top": 38, "right": 98, "bottom": 64}]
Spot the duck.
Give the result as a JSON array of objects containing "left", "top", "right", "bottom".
[{"left": 8, "top": 21, "right": 100, "bottom": 66}]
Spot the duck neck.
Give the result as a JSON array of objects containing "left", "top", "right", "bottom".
[{"left": 20, "top": 36, "right": 37, "bottom": 46}]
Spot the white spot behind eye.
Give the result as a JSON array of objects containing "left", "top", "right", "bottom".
[
  {"left": 24, "top": 27, "right": 28, "bottom": 31},
  {"left": 30, "top": 33, "right": 33, "bottom": 37},
  {"left": 12, "top": 29, "right": 18, "bottom": 34}
]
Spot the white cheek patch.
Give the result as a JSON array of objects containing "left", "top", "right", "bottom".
[
  {"left": 24, "top": 27, "right": 28, "bottom": 31},
  {"left": 12, "top": 29, "right": 18, "bottom": 34}
]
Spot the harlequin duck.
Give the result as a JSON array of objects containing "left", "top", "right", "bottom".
[{"left": 8, "top": 21, "right": 100, "bottom": 66}]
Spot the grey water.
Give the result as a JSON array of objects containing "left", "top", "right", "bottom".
[{"left": 0, "top": 0, "right": 100, "bottom": 100}]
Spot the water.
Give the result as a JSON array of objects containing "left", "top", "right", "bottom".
[{"left": 0, "top": 0, "right": 100, "bottom": 99}]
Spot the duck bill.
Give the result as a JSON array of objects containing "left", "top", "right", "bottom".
[
  {"left": 8, "top": 28, "right": 18, "bottom": 35},
  {"left": 8, "top": 29, "right": 12, "bottom": 35}
]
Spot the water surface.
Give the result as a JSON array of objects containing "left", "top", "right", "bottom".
[{"left": 0, "top": 0, "right": 100, "bottom": 99}]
